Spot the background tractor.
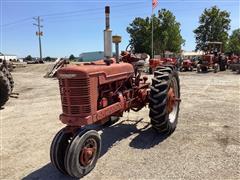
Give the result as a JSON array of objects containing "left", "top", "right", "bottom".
[
  {"left": 0, "top": 59, "right": 14, "bottom": 107},
  {"left": 50, "top": 6, "right": 181, "bottom": 178},
  {"left": 228, "top": 55, "right": 240, "bottom": 73},
  {"left": 180, "top": 59, "right": 193, "bottom": 71},
  {"left": 197, "top": 41, "right": 227, "bottom": 73},
  {"left": 149, "top": 57, "right": 177, "bottom": 74}
]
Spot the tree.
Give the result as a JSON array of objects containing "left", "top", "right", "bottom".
[
  {"left": 157, "top": 9, "right": 185, "bottom": 56},
  {"left": 127, "top": 9, "right": 184, "bottom": 57},
  {"left": 194, "top": 6, "right": 231, "bottom": 51},
  {"left": 25, "top": 55, "right": 32, "bottom": 61},
  {"left": 69, "top": 54, "right": 75, "bottom": 61},
  {"left": 227, "top": 29, "right": 240, "bottom": 55},
  {"left": 127, "top": 17, "right": 152, "bottom": 55},
  {"left": 45, "top": 56, "right": 51, "bottom": 61}
]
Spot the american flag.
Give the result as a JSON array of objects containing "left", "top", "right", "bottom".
[{"left": 152, "top": 0, "right": 158, "bottom": 9}]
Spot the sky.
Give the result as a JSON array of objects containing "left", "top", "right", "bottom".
[{"left": 0, "top": 0, "right": 239, "bottom": 58}]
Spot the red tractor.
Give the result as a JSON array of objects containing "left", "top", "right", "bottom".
[
  {"left": 197, "top": 42, "right": 227, "bottom": 73},
  {"left": 180, "top": 59, "right": 193, "bottom": 71},
  {"left": 149, "top": 57, "right": 177, "bottom": 74},
  {"left": 50, "top": 6, "right": 181, "bottom": 178},
  {"left": 229, "top": 55, "right": 240, "bottom": 73},
  {"left": 227, "top": 55, "right": 239, "bottom": 68}
]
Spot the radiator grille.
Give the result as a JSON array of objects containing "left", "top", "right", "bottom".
[{"left": 59, "top": 78, "right": 91, "bottom": 115}]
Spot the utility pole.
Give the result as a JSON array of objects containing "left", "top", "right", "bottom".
[{"left": 33, "top": 16, "right": 43, "bottom": 61}]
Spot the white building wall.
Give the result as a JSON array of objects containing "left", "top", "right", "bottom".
[{"left": 0, "top": 55, "right": 17, "bottom": 61}]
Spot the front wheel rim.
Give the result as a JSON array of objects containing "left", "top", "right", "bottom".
[{"left": 79, "top": 138, "right": 97, "bottom": 167}]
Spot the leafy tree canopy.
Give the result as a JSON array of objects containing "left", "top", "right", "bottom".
[
  {"left": 45, "top": 56, "right": 52, "bottom": 61},
  {"left": 127, "top": 9, "right": 184, "bottom": 57},
  {"left": 69, "top": 54, "right": 75, "bottom": 60},
  {"left": 25, "top": 55, "right": 32, "bottom": 61},
  {"left": 226, "top": 28, "right": 240, "bottom": 55},
  {"left": 194, "top": 6, "right": 231, "bottom": 51}
]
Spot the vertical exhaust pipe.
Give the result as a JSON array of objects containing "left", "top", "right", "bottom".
[{"left": 104, "top": 6, "right": 112, "bottom": 65}]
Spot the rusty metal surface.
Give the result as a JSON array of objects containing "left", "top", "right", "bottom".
[
  {"left": 149, "top": 58, "right": 177, "bottom": 70},
  {"left": 58, "top": 62, "right": 134, "bottom": 79},
  {"left": 57, "top": 58, "right": 149, "bottom": 127}
]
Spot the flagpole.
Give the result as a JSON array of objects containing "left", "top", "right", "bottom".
[{"left": 151, "top": 5, "right": 154, "bottom": 58}]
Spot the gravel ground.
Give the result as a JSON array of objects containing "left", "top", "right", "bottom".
[{"left": 1, "top": 64, "right": 240, "bottom": 180}]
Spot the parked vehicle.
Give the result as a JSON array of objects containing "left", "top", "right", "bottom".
[
  {"left": 50, "top": 6, "right": 181, "bottom": 178},
  {"left": 197, "top": 42, "right": 227, "bottom": 73},
  {"left": 180, "top": 59, "right": 193, "bottom": 71},
  {"left": 149, "top": 57, "right": 177, "bottom": 74},
  {"left": 229, "top": 55, "right": 240, "bottom": 73},
  {"left": 227, "top": 55, "right": 239, "bottom": 69}
]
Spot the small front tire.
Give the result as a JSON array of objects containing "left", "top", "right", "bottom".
[
  {"left": 214, "top": 63, "right": 219, "bottom": 73},
  {"left": 64, "top": 129, "right": 101, "bottom": 178},
  {"left": 50, "top": 128, "right": 73, "bottom": 175}
]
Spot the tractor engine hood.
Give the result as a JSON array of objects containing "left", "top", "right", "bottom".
[{"left": 57, "top": 62, "right": 134, "bottom": 85}]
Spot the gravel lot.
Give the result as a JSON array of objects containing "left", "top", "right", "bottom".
[{"left": 1, "top": 64, "right": 240, "bottom": 180}]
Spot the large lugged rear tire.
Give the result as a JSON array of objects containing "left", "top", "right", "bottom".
[
  {"left": 2, "top": 67, "right": 14, "bottom": 92},
  {"left": 0, "top": 71, "right": 11, "bottom": 107},
  {"left": 149, "top": 66, "right": 180, "bottom": 135}
]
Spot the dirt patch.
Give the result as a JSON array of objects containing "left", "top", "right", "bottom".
[{"left": 1, "top": 67, "right": 240, "bottom": 180}]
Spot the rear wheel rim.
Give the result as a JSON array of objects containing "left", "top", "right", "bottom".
[{"left": 167, "top": 78, "right": 179, "bottom": 123}]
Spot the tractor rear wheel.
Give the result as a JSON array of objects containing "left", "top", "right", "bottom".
[
  {"left": 1, "top": 67, "right": 14, "bottom": 92},
  {"left": 50, "top": 128, "right": 73, "bottom": 175},
  {"left": 149, "top": 66, "right": 180, "bottom": 135},
  {"left": 149, "top": 67, "right": 153, "bottom": 74},
  {"left": 64, "top": 129, "right": 101, "bottom": 178},
  {"left": 197, "top": 64, "right": 201, "bottom": 73},
  {"left": 0, "top": 71, "right": 11, "bottom": 107},
  {"left": 219, "top": 63, "right": 226, "bottom": 71},
  {"left": 201, "top": 66, "right": 207, "bottom": 72}
]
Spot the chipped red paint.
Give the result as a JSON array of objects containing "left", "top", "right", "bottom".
[{"left": 57, "top": 60, "right": 149, "bottom": 127}]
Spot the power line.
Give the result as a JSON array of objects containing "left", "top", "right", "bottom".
[
  {"left": 0, "top": 2, "right": 146, "bottom": 28},
  {"left": 44, "top": 11, "right": 150, "bottom": 24},
  {"left": 0, "top": 17, "right": 32, "bottom": 27},
  {"left": 40, "top": 2, "right": 145, "bottom": 17},
  {"left": 43, "top": 6, "right": 150, "bottom": 22},
  {"left": 1, "top": 2, "right": 237, "bottom": 28}
]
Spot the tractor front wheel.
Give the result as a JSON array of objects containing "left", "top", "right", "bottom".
[
  {"left": 64, "top": 129, "right": 101, "bottom": 178},
  {"left": 50, "top": 128, "right": 73, "bottom": 175},
  {"left": 214, "top": 63, "right": 219, "bottom": 73},
  {"left": 149, "top": 66, "right": 180, "bottom": 135}
]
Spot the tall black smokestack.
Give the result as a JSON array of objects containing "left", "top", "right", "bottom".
[{"left": 104, "top": 6, "right": 112, "bottom": 61}]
